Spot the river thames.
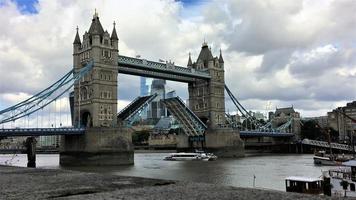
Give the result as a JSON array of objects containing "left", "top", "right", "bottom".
[{"left": 0, "top": 153, "right": 330, "bottom": 191}]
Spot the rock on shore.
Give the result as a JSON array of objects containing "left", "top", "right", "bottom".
[{"left": 0, "top": 165, "right": 335, "bottom": 200}]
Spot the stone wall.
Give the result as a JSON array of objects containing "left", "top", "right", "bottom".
[{"left": 60, "top": 127, "right": 133, "bottom": 166}]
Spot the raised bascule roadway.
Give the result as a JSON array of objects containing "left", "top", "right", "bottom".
[{"left": 0, "top": 13, "right": 296, "bottom": 165}]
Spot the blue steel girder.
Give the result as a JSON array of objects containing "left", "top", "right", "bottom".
[
  {"left": 275, "top": 118, "right": 292, "bottom": 131},
  {"left": 117, "top": 55, "right": 211, "bottom": 82},
  {"left": 118, "top": 94, "right": 158, "bottom": 126},
  {"left": 162, "top": 97, "right": 207, "bottom": 136},
  {"left": 0, "top": 127, "right": 85, "bottom": 137}
]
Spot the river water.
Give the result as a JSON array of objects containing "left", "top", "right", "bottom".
[{"left": 0, "top": 153, "right": 331, "bottom": 191}]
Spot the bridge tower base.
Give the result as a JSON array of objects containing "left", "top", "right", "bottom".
[
  {"left": 59, "top": 127, "right": 133, "bottom": 166},
  {"left": 204, "top": 128, "right": 244, "bottom": 157},
  {"left": 177, "top": 128, "right": 244, "bottom": 158}
]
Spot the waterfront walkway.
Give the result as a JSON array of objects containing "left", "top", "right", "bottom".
[{"left": 0, "top": 165, "right": 334, "bottom": 200}]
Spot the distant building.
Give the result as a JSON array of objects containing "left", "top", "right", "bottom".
[
  {"left": 268, "top": 111, "right": 274, "bottom": 121},
  {"left": 166, "top": 90, "right": 176, "bottom": 99},
  {"left": 303, "top": 116, "right": 328, "bottom": 128},
  {"left": 148, "top": 79, "right": 166, "bottom": 119},
  {"left": 140, "top": 77, "right": 149, "bottom": 96},
  {"left": 140, "top": 77, "right": 151, "bottom": 119},
  {"left": 37, "top": 136, "right": 60, "bottom": 148},
  {"left": 0, "top": 137, "right": 27, "bottom": 150},
  {"left": 328, "top": 101, "right": 356, "bottom": 142},
  {"left": 252, "top": 111, "right": 266, "bottom": 121}
]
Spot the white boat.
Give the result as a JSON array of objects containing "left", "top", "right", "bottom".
[
  {"left": 313, "top": 155, "right": 340, "bottom": 166},
  {"left": 285, "top": 176, "right": 323, "bottom": 195},
  {"left": 323, "top": 160, "right": 356, "bottom": 197},
  {"left": 313, "top": 151, "right": 351, "bottom": 166},
  {"left": 164, "top": 152, "right": 217, "bottom": 161}
]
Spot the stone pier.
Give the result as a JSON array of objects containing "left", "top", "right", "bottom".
[{"left": 60, "top": 127, "right": 133, "bottom": 166}]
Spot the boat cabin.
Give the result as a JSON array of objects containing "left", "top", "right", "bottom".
[
  {"left": 343, "top": 160, "right": 356, "bottom": 181},
  {"left": 285, "top": 176, "right": 323, "bottom": 194}
]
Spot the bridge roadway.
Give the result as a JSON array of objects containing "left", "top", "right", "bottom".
[
  {"left": 117, "top": 55, "right": 211, "bottom": 82},
  {"left": 0, "top": 128, "right": 294, "bottom": 138},
  {"left": 0, "top": 127, "right": 85, "bottom": 137}
]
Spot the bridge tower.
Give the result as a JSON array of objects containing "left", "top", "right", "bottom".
[
  {"left": 187, "top": 43, "right": 244, "bottom": 157},
  {"left": 188, "top": 42, "right": 225, "bottom": 128},
  {"left": 60, "top": 12, "right": 133, "bottom": 166}
]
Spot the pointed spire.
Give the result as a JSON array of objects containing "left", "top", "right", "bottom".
[
  {"left": 198, "top": 40, "right": 213, "bottom": 61},
  {"left": 93, "top": 8, "right": 98, "bottom": 18},
  {"left": 202, "top": 37, "right": 208, "bottom": 47},
  {"left": 111, "top": 21, "right": 118, "bottom": 40},
  {"left": 219, "top": 49, "right": 224, "bottom": 63},
  {"left": 187, "top": 52, "right": 193, "bottom": 67},
  {"left": 73, "top": 26, "right": 81, "bottom": 45},
  {"left": 88, "top": 10, "right": 104, "bottom": 35}
]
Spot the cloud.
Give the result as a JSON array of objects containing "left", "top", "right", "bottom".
[{"left": 0, "top": 0, "right": 356, "bottom": 122}]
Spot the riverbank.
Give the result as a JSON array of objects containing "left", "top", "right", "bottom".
[{"left": 0, "top": 165, "right": 335, "bottom": 200}]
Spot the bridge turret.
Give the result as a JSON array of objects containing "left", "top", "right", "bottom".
[
  {"left": 111, "top": 21, "right": 119, "bottom": 50},
  {"left": 219, "top": 49, "right": 224, "bottom": 66},
  {"left": 187, "top": 52, "right": 193, "bottom": 68},
  {"left": 88, "top": 12, "right": 104, "bottom": 48},
  {"left": 73, "top": 26, "right": 81, "bottom": 69}
]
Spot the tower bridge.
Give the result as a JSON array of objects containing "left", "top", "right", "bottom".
[{"left": 0, "top": 13, "right": 296, "bottom": 165}]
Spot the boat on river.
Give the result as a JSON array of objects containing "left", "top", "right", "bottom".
[
  {"left": 313, "top": 151, "right": 352, "bottom": 166},
  {"left": 322, "top": 160, "right": 356, "bottom": 197},
  {"left": 164, "top": 152, "right": 217, "bottom": 161},
  {"left": 285, "top": 176, "right": 323, "bottom": 195}
]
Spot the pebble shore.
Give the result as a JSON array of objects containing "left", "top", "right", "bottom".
[{"left": 0, "top": 165, "right": 338, "bottom": 200}]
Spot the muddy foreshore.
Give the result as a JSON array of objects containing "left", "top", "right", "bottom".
[{"left": 0, "top": 165, "right": 338, "bottom": 200}]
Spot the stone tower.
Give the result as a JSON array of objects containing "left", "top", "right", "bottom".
[
  {"left": 60, "top": 13, "right": 133, "bottom": 166},
  {"left": 72, "top": 12, "right": 119, "bottom": 128},
  {"left": 188, "top": 42, "right": 226, "bottom": 128},
  {"left": 186, "top": 42, "right": 244, "bottom": 157}
]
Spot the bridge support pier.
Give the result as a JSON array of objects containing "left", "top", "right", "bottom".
[
  {"left": 176, "top": 128, "right": 244, "bottom": 157},
  {"left": 204, "top": 128, "right": 244, "bottom": 157},
  {"left": 60, "top": 127, "right": 133, "bottom": 166},
  {"left": 24, "top": 137, "right": 36, "bottom": 168}
]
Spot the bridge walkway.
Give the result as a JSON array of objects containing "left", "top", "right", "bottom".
[{"left": 0, "top": 127, "right": 85, "bottom": 137}]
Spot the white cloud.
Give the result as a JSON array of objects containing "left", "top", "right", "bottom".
[{"left": 0, "top": 0, "right": 355, "bottom": 122}]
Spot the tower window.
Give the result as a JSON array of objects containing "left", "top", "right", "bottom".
[{"left": 104, "top": 39, "right": 109, "bottom": 45}]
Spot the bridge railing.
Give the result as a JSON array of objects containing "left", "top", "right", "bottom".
[
  {"left": 302, "top": 139, "right": 355, "bottom": 152},
  {"left": 118, "top": 55, "right": 210, "bottom": 78}
]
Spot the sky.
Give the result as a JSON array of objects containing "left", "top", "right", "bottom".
[{"left": 0, "top": 0, "right": 356, "bottom": 119}]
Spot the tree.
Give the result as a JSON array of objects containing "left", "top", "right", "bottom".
[
  {"left": 340, "top": 179, "right": 349, "bottom": 197},
  {"left": 301, "top": 120, "right": 322, "bottom": 140},
  {"left": 329, "top": 128, "right": 339, "bottom": 142},
  {"left": 258, "top": 119, "right": 266, "bottom": 126},
  {"left": 242, "top": 119, "right": 256, "bottom": 130},
  {"left": 132, "top": 130, "right": 150, "bottom": 146}
]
